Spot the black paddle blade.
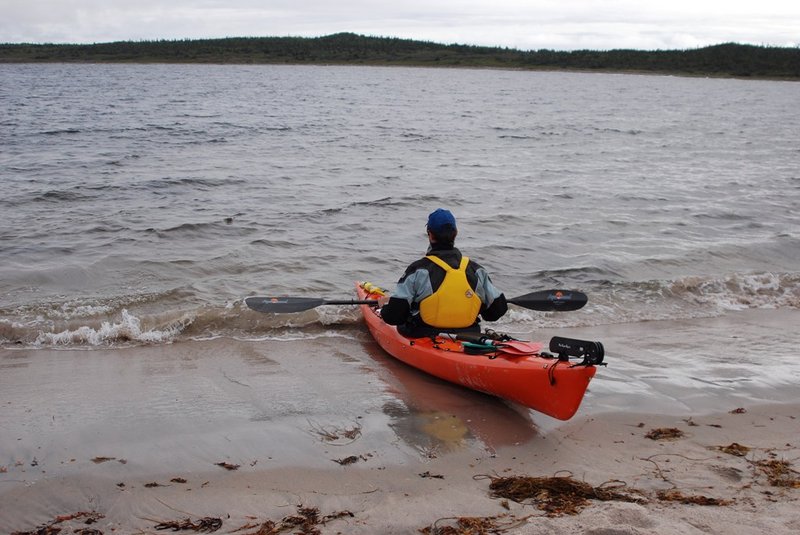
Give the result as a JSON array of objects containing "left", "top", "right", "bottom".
[
  {"left": 245, "top": 296, "right": 379, "bottom": 313},
  {"left": 245, "top": 296, "right": 327, "bottom": 313},
  {"left": 507, "top": 289, "right": 588, "bottom": 312}
]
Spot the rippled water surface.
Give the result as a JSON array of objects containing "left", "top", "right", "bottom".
[{"left": 1, "top": 64, "right": 798, "bottom": 346}]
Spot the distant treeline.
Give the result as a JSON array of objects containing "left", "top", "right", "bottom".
[{"left": 1, "top": 33, "right": 798, "bottom": 79}]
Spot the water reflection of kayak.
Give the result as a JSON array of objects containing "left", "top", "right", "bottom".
[
  {"left": 359, "top": 339, "right": 538, "bottom": 452},
  {"left": 356, "top": 282, "right": 600, "bottom": 421}
]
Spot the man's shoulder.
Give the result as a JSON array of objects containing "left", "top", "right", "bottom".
[
  {"left": 398, "top": 257, "right": 435, "bottom": 283},
  {"left": 465, "top": 256, "right": 486, "bottom": 272},
  {"left": 405, "top": 256, "right": 433, "bottom": 272}
]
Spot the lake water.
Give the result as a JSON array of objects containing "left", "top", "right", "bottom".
[
  {"left": 4, "top": 64, "right": 800, "bottom": 535},
  {"left": 1, "top": 64, "right": 798, "bottom": 346}
]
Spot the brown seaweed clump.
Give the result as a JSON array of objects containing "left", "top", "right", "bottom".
[
  {"left": 233, "top": 506, "right": 354, "bottom": 535},
  {"left": 488, "top": 475, "right": 644, "bottom": 516},
  {"left": 155, "top": 516, "right": 222, "bottom": 532},
  {"left": 645, "top": 428, "right": 685, "bottom": 440},
  {"left": 419, "top": 515, "right": 505, "bottom": 534},
  {"left": 753, "top": 459, "right": 800, "bottom": 488},
  {"left": 332, "top": 453, "right": 372, "bottom": 465},
  {"left": 215, "top": 461, "right": 240, "bottom": 471},
  {"left": 715, "top": 442, "right": 751, "bottom": 457},
  {"left": 11, "top": 512, "right": 105, "bottom": 535},
  {"left": 656, "top": 489, "right": 732, "bottom": 506},
  {"left": 308, "top": 420, "right": 363, "bottom": 444}
]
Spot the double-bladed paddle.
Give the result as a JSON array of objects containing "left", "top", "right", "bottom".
[{"left": 245, "top": 289, "right": 587, "bottom": 314}]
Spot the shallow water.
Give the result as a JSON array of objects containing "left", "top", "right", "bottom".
[{"left": 2, "top": 309, "right": 798, "bottom": 476}]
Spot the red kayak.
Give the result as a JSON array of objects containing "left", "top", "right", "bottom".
[{"left": 356, "top": 281, "right": 601, "bottom": 420}]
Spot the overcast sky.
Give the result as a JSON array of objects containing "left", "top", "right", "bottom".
[{"left": 2, "top": 0, "right": 798, "bottom": 51}]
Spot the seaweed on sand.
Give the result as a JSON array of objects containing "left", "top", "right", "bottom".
[
  {"left": 714, "top": 442, "right": 751, "bottom": 457},
  {"left": 645, "top": 428, "right": 685, "bottom": 440},
  {"left": 154, "top": 517, "right": 222, "bottom": 532},
  {"left": 307, "top": 419, "right": 363, "bottom": 444},
  {"left": 332, "top": 453, "right": 372, "bottom": 465},
  {"left": 232, "top": 506, "right": 354, "bottom": 535},
  {"left": 656, "top": 489, "right": 732, "bottom": 506},
  {"left": 215, "top": 461, "right": 240, "bottom": 471},
  {"left": 486, "top": 475, "right": 644, "bottom": 516},
  {"left": 419, "top": 515, "right": 508, "bottom": 534},
  {"left": 752, "top": 459, "right": 800, "bottom": 488},
  {"left": 11, "top": 512, "right": 105, "bottom": 535}
]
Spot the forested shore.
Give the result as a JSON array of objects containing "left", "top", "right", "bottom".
[{"left": 1, "top": 33, "right": 798, "bottom": 79}]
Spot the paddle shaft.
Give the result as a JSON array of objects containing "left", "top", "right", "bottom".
[
  {"left": 246, "top": 288, "right": 586, "bottom": 314},
  {"left": 321, "top": 299, "right": 378, "bottom": 306}
]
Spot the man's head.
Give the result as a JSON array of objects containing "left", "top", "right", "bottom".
[{"left": 426, "top": 208, "right": 457, "bottom": 244}]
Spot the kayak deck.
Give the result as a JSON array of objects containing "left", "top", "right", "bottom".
[{"left": 356, "top": 282, "right": 598, "bottom": 420}]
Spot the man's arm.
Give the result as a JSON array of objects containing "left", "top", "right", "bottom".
[
  {"left": 474, "top": 266, "right": 508, "bottom": 321},
  {"left": 379, "top": 268, "right": 432, "bottom": 325},
  {"left": 379, "top": 297, "right": 411, "bottom": 325},
  {"left": 480, "top": 293, "right": 508, "bottom": 321}
]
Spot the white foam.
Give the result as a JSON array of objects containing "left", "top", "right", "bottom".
[
  {"left": 229, "top": 330, "right": 358, "bottom": 343},
  {"left": 34, "top": 309, "right": 185, "bottom": 347},
  {"left": 316, "top": 305, "right": 363, "bottom": 326},
  {"left": 675, "top": 272, "right": 798, "bottom": 311},
  {"left": 53, "top": 302, "right": 115, "bottom": 319}
]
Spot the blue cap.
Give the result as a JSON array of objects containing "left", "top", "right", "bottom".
[{"left": 427, "top": 208, "right": 457, "bottom": 233}]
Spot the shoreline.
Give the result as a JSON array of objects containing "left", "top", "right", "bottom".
[
  {"left": 2, "top": 35, "right": 798, "bottom": 81},
  {"left": 2, "top": 309, "right": 799, "bottom": 532},
  {"left": 1, "top": 60, "right": 797, "bottom": 83},
  {"left": 2, "top": 404, "right": 798, "bottom": 533}
]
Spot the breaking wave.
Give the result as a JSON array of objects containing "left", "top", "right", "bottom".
[
  {"left": 1, "top": 270, "right": 797, "bottom": 349},
  {"left": 33, "top": 309, "right": 190, "bottom": 346}
]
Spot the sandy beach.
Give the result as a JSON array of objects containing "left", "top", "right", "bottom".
[{"left": 2, "top": 309, "right": 799, "bottom": 534}]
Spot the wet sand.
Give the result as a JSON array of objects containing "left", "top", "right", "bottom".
[{"left": 2, "top": 309, "right": 799, "bottom": 533}]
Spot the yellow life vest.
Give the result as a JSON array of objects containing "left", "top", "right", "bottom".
[{"left": 419, "top": 255, "right": 482, "bottom": 328}]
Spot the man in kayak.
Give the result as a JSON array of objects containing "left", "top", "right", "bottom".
[{"left": 378, "top": 208, "right": 508, "bottom": 337}]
